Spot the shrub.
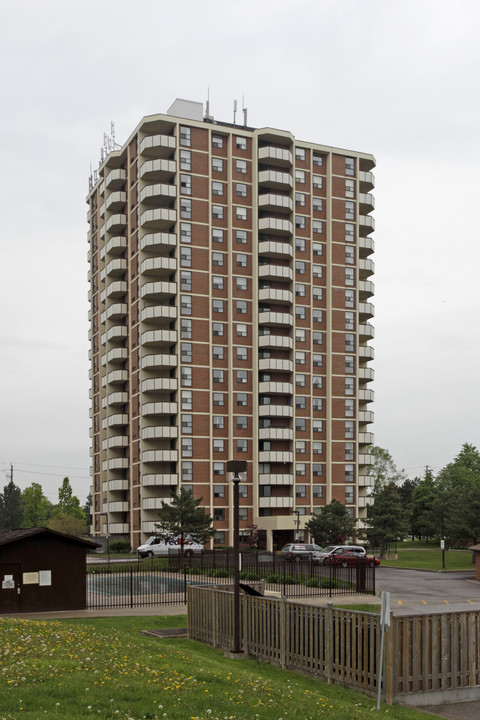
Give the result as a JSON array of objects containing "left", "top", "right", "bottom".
[
  {"left": 109, "top": 539, "right": 131, "bottom": 554},
  {"left": 239, "top": 570, "right": 260, "bottom": 581}
]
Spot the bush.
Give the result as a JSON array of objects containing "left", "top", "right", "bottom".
[
  {"left": 205, "top": 568, "right": 230, "bottom": 578},
  {"left": 109, "top": 539, "right": 131, "bottom": 554},
  {"left": 265, "top": 573, "right": 282, "bottom": 583},
  {"left": 239, "top": 570, "right": 260, "bottom": 581}
]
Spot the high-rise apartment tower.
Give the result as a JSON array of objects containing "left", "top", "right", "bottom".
[{"left": 87, "top": 99, "right": 375, "bottom": 551}]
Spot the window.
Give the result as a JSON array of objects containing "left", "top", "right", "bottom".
[
  {"left": 296, "top": 484, "right": 306, "bottom": 496},
  {"left": 181, "top": 222, "right": 192, "bottom": 242},
  {"left": 296, "top": 351, "right": 306, "bottom": 365},
  {"left": 296, "top": 440, "right": 306, "bottom": 455},
  {"left": 313, "top": 353, "right": 323, "bottom": 367},
  {"left": 213, "top": 462, "right": 225, "bottom": 476},
  {"left": 236, "top": 183, "right": 247, "bottom": 197},
  {"left": 295, "top": 215, "right": 306, "bottom": 229},
  {"left": 236, "top": 229, "right": 247, "bottom": 244},
  {"left": 345, "top": 356, "right": 355, "bottom": 374},
  {"left": 214, "top": 508, "right": 225, "bottom": 521},
  {"left": 313, "top": 153, "right": 323, "bottom": 166},
  {"left": 208, "top": 231, "right": 222, "bottom": 247},
  {"left": 237, "top": 346, "right": 248, "bottom": 360},
  {"left": 212, "top": 299, "right": 224, "bottom": 313},
  {"left": 313, "top": 420, "right": 323, "bottom": 433},
  {"left": 213, "top": 438, "right": 225, "bottom": 453},
  {"left": 345, "top": 334, "right": 355, "bottom": 352},
  {"left": 182, "top": 414, "right": 193, "bottom": 434},
  {"left": 346, "top": 247, "right": 355, "bottom": 264},
  {"left": 345, "top": 421, "right": 354, "bottom": 439},
  {"left": 236, "top": 206, "right": 247, "bottom": 221},
  {"left": 345, "top": 486, "right": 354, "bottom": 504},
  {"left": 345, "top": 464, "right": 354, "bottom": 481},
  {"left": 296, "top": 395, "right": 306, "bottom": 409},
  {"left": 182, "top": 437, "right": 192, "bottom": 457},
  {"left": 345, "top": 223, "right": 355, "bottom": 242},
  {"left": 212, "top": 181, "right": 224, "bottom": 196},
  {"left": 296, "top": 373, "right": 306, "bottom": 387},
  {"left": 212, "top": 252, "right": 224, "bottom": 267},
  {"left": 313, "top": 264, "right": 323, "bottom": 279},
  {"left": 213, "top": 369, "right": 224, "bottom": 383},
  {"left": 212, "top": 322, "right": 224, "bottom": 336},
  {"left": 180, "top": 246, "right": 192, "bottom": 267},
  {"left": 181, "top": 174, "right": 191, "bottom": 195},
  {"left": 237, "top": 416, "right": 248, "bottom": 429},
  {"left": 259, "top": 485, "right": 271, "bottom": 498},
  {"left": 313, "top": 287, "right": 323, "bottom": 301},
  {"left": 181, "top": 198, "right": 191, "bottom": 219},
  {"left": 182, "top": 391, "right": 192, "bottom": 410},
  {"left": 345, "top": 442, "right": 354, "bottom": 461},
  {"left": 312, "top": 242, "right": 323, "bottom": 257},
  {"left": 345, "top": 179, "right": 355, "bottom": 198},
  {"left": 295, "top": 192, "right": 306, "bottom": 207},
  {"left": 295, "top": 283, "right": 306, "bottom": 297},
  {"left": 313, "top": 174, "right": 323, "bottom": 188},
  {"left": 313, "top": 441, "right": 323, "bottom": 454},
  {"left": 236, "top": 136, "right": 247, "bottom": 150},
  {"left": 345, "top": 312, "right": 355, "bottom": 330},
  {"left": 236, "top": 159, "right": 247, "bottom": 174},
  {"left": 212, "top": 135, "right": 223, "bottom": 148},
  {"left": 295, "top": 147, "right": 306, "bottom": 160},
  {"left": 236, "top": 300, "right": 247, "bottom": 314},
  {"left": 312, "top": 310, "right": 323, "bottom": 326},
  {"left": 182, "top": 462, "right": 193, "bottom": 483},
  {"left": 313, "top": 398, "right": 323, "bottom": 411},
  {"left": 345, "top": 399, "right": 354, "bottom": 417},
  {"left": 295, "top": 169, "right": 305, "bottom": 183},
  {"left": 212, "top": 205, "right": 224, "bottom": 219},
  {"left": 236, "top": 253, "right": 247, "bottom": 268},
  {"left": 345, "top": 157, "right": 355, "bottom": 175},
  {"left": 237, "top": 370, "right": 248, "bottom": 384},
  {"left": 345, "top": 289, "right": 355, "bottom": 308},
  {"left": 296, "top": 328, "right": 306, "bottom": 343},
  {"left": 180, "top": 149, "right": 191, "bottom": 170},
  {"left": 213, "top": 345, "right": 224, "bottom": 360},
  {"left": 295, "top": 237, "right": 305, "bottom": 252},
  {"left": 345, "top": 378, "right": 354, "bottom": 396},
  {"left": 180, "top": 126, "right": 191, "bottom": 146},
  {"left": 214, "top": 484, "right": 225, "bottom": 498},
  {"left": 212, "top": 275, "right": 224, "bottom": 290},
  {"left": 212, "top": 157, "right": 223, "bottom": 172},
  {"left": 313, "top": 331, "right": 323, "bottom": 345},
  {"left": 345, "top": 201, "right": 355, "bottom": 220},
  {"left": 313, "top": 220, "right": 323, "bottom": 234},
  {"left": 345, "top": 268, "right": 355, "bottom": 286},
  {"left": 237, "top": 393, "right": 247, "bottom": 406},
  {"left": 295, "top": 305, "right": 306, "bottom": 320},
  {"left": 181, "top": 271, "right": 191, "bottom": 291},
  {"left": 236, "top": 277, "right": 247, "bottom": 291},
  {"left": 239, "top": 484, "right": 248, "bottom": 498},
  {"left": 296, "top": 418, "right": 306, "bottom": 432},
  {"left": 295, "top": 260, "right": 306, "bottom": 274},
  {"left": 236, "top": 323, "right": 247, "bottom": 337},
  {"left": 313, "top": 197, "right": 323, "bottom": 212},
  {"left": 313, "top": 485, "right": 323, "bottom": 498},
  {"left": 239, "top": 508, "right": 248, "bottom": 522},
  {"left": 237, "top": 439, "right": 247, "bottom": 452},
  {"left": 214, "top": 531, "right": 225, "bottom": 544},
  {"left": 181, "top": 318, "right": 192, "bottom": 339},
  {"left": 213, "top": 415, "right": 224, "bottom": 429},
  {"left": 182, "top": 366, "right": 192, "bottom": 387},
  {"left": 213, "top": 393, "right": 224, "bottom": 406},
  {"left": 312, "top": 375, "right": 322, "bottom": 389},
  {"left": 296, "top": 462, "right": 306, "bottom": 476},
  {"left": 311, "top": 463, "right": 322, "bottom": 477},
  {"left": 181, "top": 342, "right": 192, "bottom": 362}
]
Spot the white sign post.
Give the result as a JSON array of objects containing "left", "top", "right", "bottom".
[{"left": 377, "top": 591, "right": 390, "bottom": 710}]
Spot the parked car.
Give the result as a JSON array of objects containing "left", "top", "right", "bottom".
[
  {"left": 324, "top": 549, "right": 380, "bottom": 568},
  {"left": 280, "top": 543, "right": 323, "bottom": 563},
  {"left": 316, "top": 545, "right": 366, "bottom": 565},
  {"left": 137, "top": 536, "right": 203, "bottom": 558}
]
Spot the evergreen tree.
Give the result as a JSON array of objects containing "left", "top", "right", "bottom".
[
  {"left": 155, "top": 488, "right": 215, "bottom": 561},
  {"left": 22, "top": 483, "right": 52, "bottom": 528},
  {"left": 0, "top": 480, "right": 24, "bottom": 529},
  {"left": 305, "top": 499, "right": 357, "bottom": 546},
  {"left": 364, "top": 481, "right": 409, "bottom": 557},
  {"left": 51, "top": 477, "right": 84, "bottom": 522},
  {"left": 436, "top": 444, "right": 480, "bottom": 546},
  {"left": 410, "top": 471, "right": 439, "bottom": 540}
]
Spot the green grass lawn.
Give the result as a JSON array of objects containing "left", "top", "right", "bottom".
[
  {"left": 0, "top": 615, "right": 445, "bottom": 720},
  {"left": 381, "top": 548, "right": 474, "bottom": 570}
]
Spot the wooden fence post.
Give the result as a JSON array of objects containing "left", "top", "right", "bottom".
[
  {"left": 280, "top": 599, "right": 286, "bottom": 668},
  {"left": 385, "top": 615, "right": 394, "bottom": 705},
  {"left": 325, "top": 603, "right": 333, "bottom": 683}
]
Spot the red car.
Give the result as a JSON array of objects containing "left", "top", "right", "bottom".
[{"left": 325, "top": 550, "right": 380, "bottom": 568}]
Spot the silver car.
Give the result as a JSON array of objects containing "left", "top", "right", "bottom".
[{"left": 280, "top": 543, "right": 323, "bottom": 563}]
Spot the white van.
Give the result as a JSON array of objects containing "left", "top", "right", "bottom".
[{"left": 137, "top": 536, "right": 203, "bottom": 558}]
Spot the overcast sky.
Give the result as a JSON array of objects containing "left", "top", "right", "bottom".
[{"left": 1, "top": 0, "right": 479, "bottom": 504}]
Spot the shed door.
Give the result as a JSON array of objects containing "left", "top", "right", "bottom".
[{"left": 0, "top": 563, "right": 21, "bottom": 613}]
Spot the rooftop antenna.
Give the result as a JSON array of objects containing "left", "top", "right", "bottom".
[
  {"left": 242, "top": 94, "right": 248, "bottom": 128},
  {"left": 233, "top": 99, "right": 237, "bottom": 125},
  {"left": 111, "top": 121, "right": 116, "bottom": 148},
  {"left": 204, "top": 87, "right": 214, "bottom": 121}
]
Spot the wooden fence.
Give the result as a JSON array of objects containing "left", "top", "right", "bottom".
[{"left": 188, "top": 586, "right": 480, "bottom": 706}]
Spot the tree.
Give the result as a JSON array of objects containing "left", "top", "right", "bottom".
[
  {"left": 0, "top": 480, "right": 24, "bottom": 529},
  {"left": 435, "top": 444, "right": 480, "bottom": 546},
  {"left": 410, "top": 471, "right": 439, "bottom": 540},
  {"left": 305, "top": 499, "right": 357, "bottom": 546},
  {"left": 83, "top": 492, "right": 93, "bottom": 529},
  {"left": 155, "top": 488, "right": 215, "bottom": 561},
  {"left": 51, "top": 477, "right": 84, "bottom": 522},
  {"left": 369, "top": 446, "right": 408, "bottom": 488},
  {"left": 22, "top": 483, "right": 52, "bottom": 528},
  {"left": 47, "top": 513, "right": 88, "bottom": 537},
  {"left": 364, "top": 481, "right": 409, "bottom": 557}
]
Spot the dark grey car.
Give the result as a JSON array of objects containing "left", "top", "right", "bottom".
[{"left": 280, "top": 543, "right": 323, "bottom": 562}]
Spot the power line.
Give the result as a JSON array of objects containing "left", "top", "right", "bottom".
[{"left": 0, "top": 461, "right": 89, "bottom": 472}]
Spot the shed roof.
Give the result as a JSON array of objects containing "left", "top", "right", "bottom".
[{"left": 0, "top": 528, "right": 99, "bottom": 549}]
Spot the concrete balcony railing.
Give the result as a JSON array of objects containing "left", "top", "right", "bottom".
[
  {"left": 108, "top": 523, "right": 130, "bottom": 534},
  {"left": 141, "top": 353, "right": 177, "bottom": 370},
  {"left": 358, "top": 366, "right": 375, "bottom": 383},
  {"left": 258, "top": 427, "right": 293, "bottom": 441},
  {"left": 359, "top": 215, "right": 375, "bottom": 235},
  {"left": 258, "top": 146, "right": 293, "bottom": 167},
  {"left": 106, "top": 191, "right": 127, "bottom": 212},
  {"left": 359, "top": 411, "right": 374, "bottom": 425},
  {"left": 105, "top": 347, "right": 128, "bottom": 365},
  {"left": 359, "top": 280, "right": 375, "bottom": 300},
  {"left": 140, "top": 208, "right": 176, "bottom": 230},
  {"left": 258, "top": 358, "right": 293, "bottom": 373},
  {"left": 258, "top": 335, "right": 294, "bottom": 350},
  {"left": 107, "top": 435, "right": 129, "bottom": 449},
  {"left": 142, "top": 426, "right": 178, "bottom": 440},
  {"left": 139, "top": 134, "right": 176, "bottom": 158},
  {"left": 142, "top": 450, "right": 178, "bottom": 464},
  {"left": 140, "top": 183, "right": 176, "bottom": 206},
  {"left": 107, "top": 413, "right": 128, "bottom": 427},
  {"left": 142, "top": 497, "right": 175, "bottom": 510},
  {"left": 140, "top": 232, "right": 176, "bottom": 253},
  {"left": 258, "top": 217, "right": 293, "bottom": 236},
  {"left": 141, "top": 378, "right": 178, "bottom": 393},
  {"left": 140, "top": 257, "right": 176, "bottom": 276},
  {"left": 106, "top": 391, "right": 128, "bottom": 406},
  {"left": 106, "top": 214, "right": 127, "bottom": 233},
  {"left": 258, "top": 288, "right": 293, "bottom": 305},
  {"left": 141, "top": 402, "right": 177, "bottom": 417},
  {"left": 258, "top": 240, "right": 293, "bottom": 258},
  {"left": 107, "top": 479, "right": 129, "bottom": 491},
  {"left": 105, "top": 168, "right": 126, "bottom": 190},
  {"left": 106, "top": 281, "right": 127, "bottom": 299},
  {"left": 258, "top": 170, "right": 293, "bottom": 190},
  {"left": 359, "top": 345, "right": 375, "bottom": 362},
  {"left": 359, "top": 258, "right": 375, "bottom": 279},
  {"left": 258, "top": 451, "right": 293, "bottom": 464},
  {"left": 359, "top": 236, "right": 375, "bottom": 257},
  {"left": 359, "top": 170, "right": 375, "bottom": 192},
  {"left": 358, "top": 453, "right": 374, "bottom": 466},
  {"left": 107, "top": 459, "right": 129, "bottom": 471},
  {"left": 258, "top": 193, "right": 293, "bottom": 213},
  {"left": 258, "top": 496, "right": 294, "bottom": 509},
  {"left": 258, "top": 404, "right": 294, "bottom": 418},
  {"left": 359, "top": 389, "right": 375, "bottom": 403},
  {"left": 140, "top": 281, "right": 176, "bottom": 300},
  {"left": 106, "top": 326, "right": 128, "bottom": 344},
  {"left": 358, "top": 302, "right": 374, "bottom": 321},
  {"left": 259, "top": 473, "right": 294, "bottom": 485},
  {"left": 105, "top": 236, "right": 127, "bottom": 257},
  {"left": 258, "top": 264, "right": 293, "bottom": 281},
  {"left": 358, "top": 193, "right": 375, "bottom": 214},
  {"left": 105, "top": 258, "right": 127, "bottom": 277},
  {"left": 258, "top": 381, "right": 294, "bottom": 395},
  {"left": 358, "top": 432, "right": 375, "bottom": 445},
  {"left": 142, "top": 474, "right": 178, "bottom": 488},
  {"left": 359, "top": 323, "right": 375, "bottom": 340},
  {"left": 107, "top": 303, "right": 128, "bottom": 321},
  {"left": 140, "top": 305, "right": 177, "bottom": 323},
  {"left": 258, "top": 311, "right": 293, "bottom": 327},
  {"left": 140, "top": 329, "right": 177, "bottom": 347},
  {"left": 140, "top": 159, "right": 176, "bottom": 181}
]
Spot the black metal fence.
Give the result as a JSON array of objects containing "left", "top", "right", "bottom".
[{"left": 87, "top": 557, "right": 375, "bottom": 610}]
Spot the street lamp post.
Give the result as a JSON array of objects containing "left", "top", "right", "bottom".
[
  {"left": 293, "top": 509, "right": 301, "bottom": 541},
  {"left": 226, "top": 460, "right": 247, "bottom": 655}
]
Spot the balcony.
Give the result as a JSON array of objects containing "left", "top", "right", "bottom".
[
  {"left": 258, "top": 264, "right": 293, "bottom": 281},
  {"left": 107, "top": 326, "right": 128, "bottom": 344},
  {"left": 140, "top": 232, "right": 176, "bottom": 253},
  {"left": 106, "top": 391, "right": 128, "bottom": 406},
  {"left": 140, "top": 183, "right": 176, "bottom": 206},
  {"left": 258, "top": 405, "right": 294, "bottom": 418},
  {"left": 359, "top": 411, "right": 374, "bottom": 424},
  {"left": 141, "top": 378, "right": 178, "bottom": 393},
  {"left": 359, "top": 366, "right": 374, "bottom": 383},
  {"left": 358, "top": 302, "right": 374, "bottom": 321},
  {"left": 359, "top": 280, "right": 374, "bottom": 300},
  {"left": 107, "top": 303, "right": 128, "bottom": 321},
  {"left": 142, "top": 497, "right": 175, "bottom": 510},
  {"left": 258, "top": 358, "right": 293, "bottom": 373},
  {"left": 141, "top": 353, "right": 177, "bottom": 370},
  {"left": 359, "top": 170, "right": 375, "bottom": 192},
  {"left": 140, "top": 281, "right": 176, "bottom": 300},
  {"left": 258, "top": 146, "right": 293, "bottom": 167},
  {"left": 106, "top": 347, "right": 128, "bottom": 365},
  {"left": 258, "top": 428, "right": 293, "bottom": 441},
  {"left": 358, "top": 474, "right": 374, "bottom": 488},
  {"left": 108, "top": 458, "right": 129, "bottom": 471},
  {"left": 358, "top": 323, "right": 375, "bottom": 340},
  {"left": 106, "top": 191, "right": 127, "bottom": 212},
  {"left": 108, "top": 523, "right": 130, "bottom": 534},
  {"left": 259, "top": 473, "right": 294, "bottom": 485},
  {"left": 358, "top": 453, "right": 374, "bottom": 466},
  {"left": 142, "top": 450, "right": 178, "bottom": 463},
  {"left": 258, "top": 288, "right": 293, "bottom": 305},
  {"left": 106, "top": 214, "right": 127, "bottom": 233},
  {"left": 106, "top": 281, "right": 127, "bottom": 299},
  {"left": 358, "top": 193, "right": 375, "bottom": 214},
  {"left": 258, "top": 218, "right": 293, "bottom": 236},
  {"left": 107, "top": 413, "right": 128, "bottom": 427},
  {"left": 140, "top": 257, "right": 176, "bottom": 276},
  {"left": 105, "top": 236, "right": 127, "bottom": 256},
  {"left": 259, "top": 496, "right": 294, "bottom": 509},
  {"left": 258, "top": 335, "right": 293, "bottom": 350},
  {"left": 258, "top": 170, "right": 293, "bottom": 190},
  {"left": 108, "top": 502, "right": 129, "bottom": 514},
  {"left": 359, "top": 258, "right": 375, "bottom": 279},
  {"left": 141, "top": 402, "right": 177, "bottom": 417},
  {"left": 258, "top": 381, "right": 293, "bottom": 395},
  {"left": 140, "top": 208, "right": 176, "bottom": 230},
  {"left": 107, "top": 435, "right": 129, "bottom": 449},
  {"left": 359, "top": 236, "right": 375, "bottom": 257},
  {"left": 139, "top": 134, "right": 176, "bottom": 158},
  {"left": 359, "top": 389, "right": 375, "bottom": 403},
  {"left": 140, "top": 329, "right": 177, "bottom": 347},
  {"left": 258, "top": 311, "right": 293, "bottom": 327},
  {"left": 108, "top": 479, "right": 129, "bottom": 491},
  {"left": 106, "top": 258, "right": 127, "bottom": 277},
  {"left": 142, "top": 426, "right": 178, "bottom": 440},
  {"left": 142, "top": 474, "right": 178, "bottom": 487},
  {"left": 141, "top": 305, "right": 177, "bottom": 323},
  {"left": 358, "top": 432, "right": 374, "bottom": 445},
  {"left": 258, "top": 194, "right": 293, "bottom": 213},
  {"left": 258, "top": 240, "right": 293, "bottom": 259},
  {"left": 258, "top": 451, "right": 293, "bottom": 464},
  {"left": 105, "top": 168, "right": 126, "bottom": 189},
  {"left": 359, "top": 215, "right": 375, "bottom": 235},
  {"left": 359, "top": 345, "right": 374, "bottom": 362},
  {"left": 140, "top": 159, "right": 176, "bottom": 181}
]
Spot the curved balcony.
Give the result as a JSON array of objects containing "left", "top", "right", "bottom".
[
  {"left": 107, "top": 325, "right": 128, "bottom": 344},
  {"left": 142, "top": 474, "right": 178, "bottom": 487},
  {"left": 105, "top": 236, "right": 127, "bottom": 256},
  {"left": 359, "top": 280, "right": 374, "bottom": 300},
  {"left": 108, "top": 502, "right": 129, "bottom": 514},
  {"left": 139, "top": 134, "right": 176, "bottom": 158},
  {"left": 106, "top": 391, "right": 128, "bottom": 406},
  {"left": 359, "top": 258, "right": 375, "bottom": 279},
  {"left": 140, "top": 281, "right": 176, "bottom": 300},
  {"left": 141, "top": 402, "right": 177, "bottom": 417},
  {"left": 359, "top": 323, "right": 375, "bottom": 340},
  {"left": 358, "top": 302, "right": 374, "bottom": 321},
  {"left": 106, "top": 191, "right": 127, "bottom": 212},
  {"left": 258, "top": 288, "right": 293, "bottom": 305},
  {"left": 140, "top": 329, "right": 177, "bottom": 347},
  {"left": 258, "top": 334, "right": 293, "bottom": 351},
  {"left": 359, "top": 193, "right": 375, "bottom": 214},
  {"left": 259, "top": 473, "right": 294, "bottom": 485},
  {"left": 140, "top": 232, "right": 176, "bottom": 253},
  {"left": 359, "top": 389, "right": 375, "bottom": 403},
  {"left": 142, "top": 450, "right": 178, "bottom": 464},
  {"left": 106, "top": 258, "right": 127, "bottom": 277},
  {"left": 142, "top": 497, "right": 175, "bottom": 511},
  {"left": 140, "top": 208, "right": 176, "bottom": 230},
  {"left": 359, "top": 367, "right": 374, "bottom": 383},
  {"left": 258, "top": 194, "right": 293, "bottom": 213},
  {"left": 106, "top": 347, "right": 128, "bottom": 365},
  {"left": 258, "top": 405, "right": 294, "bottom": 418},
  {"left": 259, "top": 496, "right": 294, "bottom": 509},
  {"left": 359, "top": 215, "right": 375, "bottom": 235},
  {"left": 258, "top": 170, "right": 293, "bottom": 190},
  {"left": 359, "top": 170, "right": 375, "bottom": 192},
  {"left": 105, "top": 168, "right": 126, "bottom": 190},
  {"left": 358, "top": 453, "right": 374, "bottom": 466},
  {"left": 259, "top": 358, "right": 293, "bottom": 373},
  {"left": 258, "top": 451, "right": 293, "bottom": 464},
  {"left": 258, "top": 240, "right": 293, "bottom": 259},
  {"left": 258, "top": 311, "right": 293, "bottom": 327},
  {"left": 107, "top": 413, "right": 128, "bottom": 427},
  {"left": 258, "top": 264, "right": 293, "bottom": 282},
  {"left": 106, "top": 368, "right": 128, "bottom": 384},
  {"left": 140, "top": 183, "right": 176, "bottom": 206},
  {"left": 106, "top": 214, "right": 127, "bottom": 233},
  {"left": 108, "top": 523, "right": 130, "bottom": 535},
  {"left": 359, "top": 345, "right": 375, "bottom": 362},
  {"left": 359, "top": 411, "right": 374, "bottom": 424},
  {"left": 258, "top": 146, "right": 293, "bottom": 167},
  {"left": 359, "top": 236, "right": 375, "bottom": 257},
  {"left": 142, "top": 426, "right": 178, "bottom": 440},
  {"left": 141, "top": 305, "right": 177, "bottom": 323},
  {"left": 258, "top": 218, "right": 293, "bottom": 236},
  {"left": 258, "top": 381, "right": 293, "bottom": 395},
  {"left": 141, "top": 353, "right": 177, "bottom": 370},
  {"left": 358, "top": 474, "right": 374, "bottom": 488},
  {"left": 106, "top": 281, "right": 127, "bottom": 299},
  {"left": 358, "top": 432, "right": 374, "bottom": 445},
  {"left": 140, "top": 159, "right": 176, "bottom": 181},
  {"left": 140, "top": 256, "right": 176, "bottom": 276},
  {"left": 107, "top": 478, "right": 129, "bottom": 491},
  {"left": 107, "top": 303, "right": 128, "bottom": 321},
  {"left": 259, "top": 428, "right": 293, "bottom": 441},
  {"left": 359, "top": 157, "right": 375, "bottom": 172},
  {"left": 107, "top": 435, "right": 129, "bottom": 449},
  {"left": 141, "top": 378, "right": 178, "bottom": 393},
  {"left": 108, "top": 458, "right": 129, "bottom": 472}
]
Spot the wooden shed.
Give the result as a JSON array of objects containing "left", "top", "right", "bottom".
[{"left": 0, "top": 528, "right": 99, "bottom": 614}]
